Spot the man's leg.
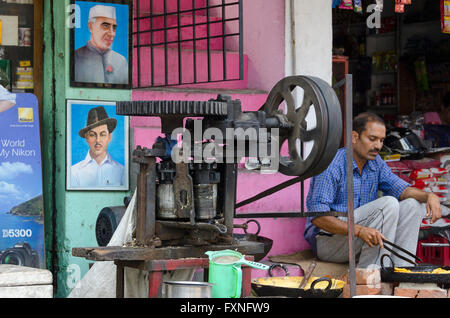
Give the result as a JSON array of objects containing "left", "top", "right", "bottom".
[
  {"left": 316, "top": 196, "right": 400, "bottom": 267},
  {"left": 392, "top": 198, "right": 427, "bottom": 267}
]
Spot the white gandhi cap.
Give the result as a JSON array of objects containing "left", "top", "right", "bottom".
[{"left": 89, "top": 5, "right": 117, "bottom": 20}]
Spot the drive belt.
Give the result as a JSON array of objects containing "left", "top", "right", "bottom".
[{"left": 235, "top": 176, "right": 347, "bottom": 218}]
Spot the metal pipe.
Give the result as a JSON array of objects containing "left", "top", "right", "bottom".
[
  {"left": 192, "top": 0, "right": 197, "bottom": 83},
  {"left": 345, "top": 74, "right": 356, "bottom": 298},
  {"left": 206, "top": 0, "right": 211, "bottom": 82},
  {"left": 136, "top": 0, "right": 141, "bottom": 87},
  {"left": 159, "top": 220, "right": 227, "bottom": 234},
  {"left": 150, "top": 0, "right": 154, "bottom": 86},
  {"left": 177, "top": 0, "right": 182, "bottom": 85},
  {"left": 238, "top": 0, "right": 243, "bottom": 80},
  {"left": 290, "top": 0, "right": 296, "bottom": 75},
  {"left": 222, "top": 0, "right": 227, "bottom": 80}
]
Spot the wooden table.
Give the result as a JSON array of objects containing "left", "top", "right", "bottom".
[{"left": 73, "top": 240, "right": 264, "bottom": 298}]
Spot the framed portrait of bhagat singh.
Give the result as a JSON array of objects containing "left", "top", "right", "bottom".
[
  {"left": 66, "top": 100, "right": 129, "bottom": 191},
  {"left": 70, "top": 0, "right": 132, "bottom": 89}
]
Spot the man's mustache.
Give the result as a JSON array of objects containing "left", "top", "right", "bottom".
[{"left": 369, "top": 148, "right": 380, "bottom": 153}]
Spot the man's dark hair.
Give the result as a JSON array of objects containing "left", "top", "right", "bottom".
[{"left": 353, "top": 112, "right": 385, "bottom": 135}]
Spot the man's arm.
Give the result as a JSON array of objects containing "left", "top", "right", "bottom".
[
  {"left": 399, "top": 186, "right": 442, "bottom": 223},
  {"left": 312, "top": 216, "right": 386, "bottom": 248}
]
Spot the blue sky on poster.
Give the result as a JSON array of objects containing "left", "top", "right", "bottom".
[{"left": 0, "top": 94, "right": 43, "bottom": 213}]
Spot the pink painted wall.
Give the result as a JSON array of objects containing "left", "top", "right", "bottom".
[
  {"left": 242, "top": 0, "right": 286, "bottom": 91},
  {"left": 131, "top": 0, "right": 310, "bottom": 261}
]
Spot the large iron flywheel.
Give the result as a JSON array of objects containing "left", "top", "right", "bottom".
[{"left": 262, "top": 76, "right": 343, "bottom": 178}]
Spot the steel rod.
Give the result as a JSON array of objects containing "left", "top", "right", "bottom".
[
  {"left": 222, "top": 0, "right": 227, "bottom": 81},
  {"left": 192, "top": 0, "right": 197, "bottom": 83},
  {"left": 150, "top": 0, "right": 154, "bottom": 86},
  {"left": 133, "top": 32, "right": 240, "bottom": 47},
  {"left": 238, "top": 0, "right": 243, "bottom": 80},
  {"left": 177, "top": 0, "right": 182, "bottom": 84},
  {"left": 132, "top": 18, "right": 240, "bottom": 35},
  {"left": 206, "top": 0, "right": 211, "bottom": 82},
  {"left": 345, "top": 74, "right": 356, "bottom": 298},
  {"left": 133, "top": 2, "right": 240, "bottom": 20},
  {"left": 163, "top": 0, "right": 168, "bottom": 86},
  {"left": 136, "top": 0, "right": 141, "bottom": 87}
]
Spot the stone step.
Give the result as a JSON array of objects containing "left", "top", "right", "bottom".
[{"left": 0, "top": 265, "right": 53, "bottom": 298}]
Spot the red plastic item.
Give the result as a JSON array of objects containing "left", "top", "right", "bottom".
[
  {"left": 115, "top": 257, "right": 254, "bottom": 298},
  {"left": 416, "top": 234, "right": 450, "bottom": 266}
]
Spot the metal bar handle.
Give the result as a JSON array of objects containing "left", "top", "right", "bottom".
[{"left": 420, "top": 243, "right": 450, "bottom": 247}]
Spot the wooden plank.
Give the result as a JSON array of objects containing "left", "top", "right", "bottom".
[
  {"left": 115, "top": 263, "right": 124, "bottom": 298},
  {"left": 72, "top": 240, "right": 265, "bottom": 262}
]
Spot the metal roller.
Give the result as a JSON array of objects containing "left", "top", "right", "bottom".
[{"left": 262, "top": 76, "right": 342, "bottom": 178}]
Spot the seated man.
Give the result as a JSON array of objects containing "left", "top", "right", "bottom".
[{"left": 304, "top": 112, "right": 442, "bottom": 268}]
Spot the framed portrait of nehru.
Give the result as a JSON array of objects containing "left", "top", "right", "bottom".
[
  {"left": 66, "top": 100, "right": 129, "bottom": 191},
  {"left": 70, "top": 0, "right": 132, "bottom": 88}
]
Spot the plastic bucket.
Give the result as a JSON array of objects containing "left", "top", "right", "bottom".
[{"left": 205, "top": 250, "right": 269, "bottom": 298}]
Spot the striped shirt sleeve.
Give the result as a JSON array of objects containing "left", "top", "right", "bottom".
[
  {"left": 306, "top": 164, "right": 340, "bottom": 212},
  {"left": 377, "top": 158, "right": 411, "bottom": 199}
]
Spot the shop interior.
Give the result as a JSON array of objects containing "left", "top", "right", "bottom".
[
  {"left": 0, "top": 0, "right": 43, "bottom": 112},
  {"left": 332, "top": 0, "right": 450, "bottom": 266},
  {"left": 333, "top": 0, "right": 449, "bottom": 118}
]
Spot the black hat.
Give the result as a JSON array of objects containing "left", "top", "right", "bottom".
[{"left": 78, "top": 106, "right": 117, "bottom": 138}]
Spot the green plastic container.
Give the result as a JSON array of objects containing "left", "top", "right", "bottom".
[{"left": 205, "top": 250, "right": 269, "bottom": 298}]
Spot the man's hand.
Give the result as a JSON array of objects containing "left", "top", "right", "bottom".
[
  {"left": 400, "top": 187, "right": 443, "bottom": 224},
  {"left": 426, "top": 193, "right": 442, "bottom": 224},
  {"left": 356, "top": 225, "right": 386, "bottom": 248}
]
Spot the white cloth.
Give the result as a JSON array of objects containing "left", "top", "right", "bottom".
[
  {"left": 0, "top": 85, "right": 16, "bottom": 102},
  {"left": 68, "top": 190, "right": 195, "bottom": 298},
  {"left": 68, "top": 190, "right": 149, "bottom": 298},
  {"left": 71, "top": 151, "right": 124, "bottom": 187}
]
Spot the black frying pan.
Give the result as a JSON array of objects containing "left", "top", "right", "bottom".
[
  {"left": 251, "top": 264, "right": 345, "bottom": 298},
  {"left": 380, "top": 254, "right": 450, "bottom": 284},
  {"left": 252, "top": 276, "right": 344, "bottom": 298}
]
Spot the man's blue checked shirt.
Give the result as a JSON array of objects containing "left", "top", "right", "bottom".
[{"left": 304, "top": 148, "right": 410, "bottom": 253}]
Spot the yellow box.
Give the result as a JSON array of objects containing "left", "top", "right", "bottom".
[
  {"left": 19, "top": 61, "right": 31, "bottom": 67},
  {"left": 18, "top": 107, "right": 34, "bottom": 123},
  {"left": 382, "top": 153, "right": 401, "bottom": 162}
]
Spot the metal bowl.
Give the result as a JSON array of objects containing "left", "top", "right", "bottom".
[{"left": 163, "top": 281, "right": 214, "bottom": 298}]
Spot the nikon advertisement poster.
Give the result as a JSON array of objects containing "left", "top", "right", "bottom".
[{"left": 0, "top": 93, "right": 45, "bottom": 268}]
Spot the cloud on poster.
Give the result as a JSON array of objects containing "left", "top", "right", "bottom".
[
  {"left": 0, "top": 181, "right": 20, "bottom": 196},
  {"left": 0, "top": 162, "right": 33, "bottom": 179}
]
